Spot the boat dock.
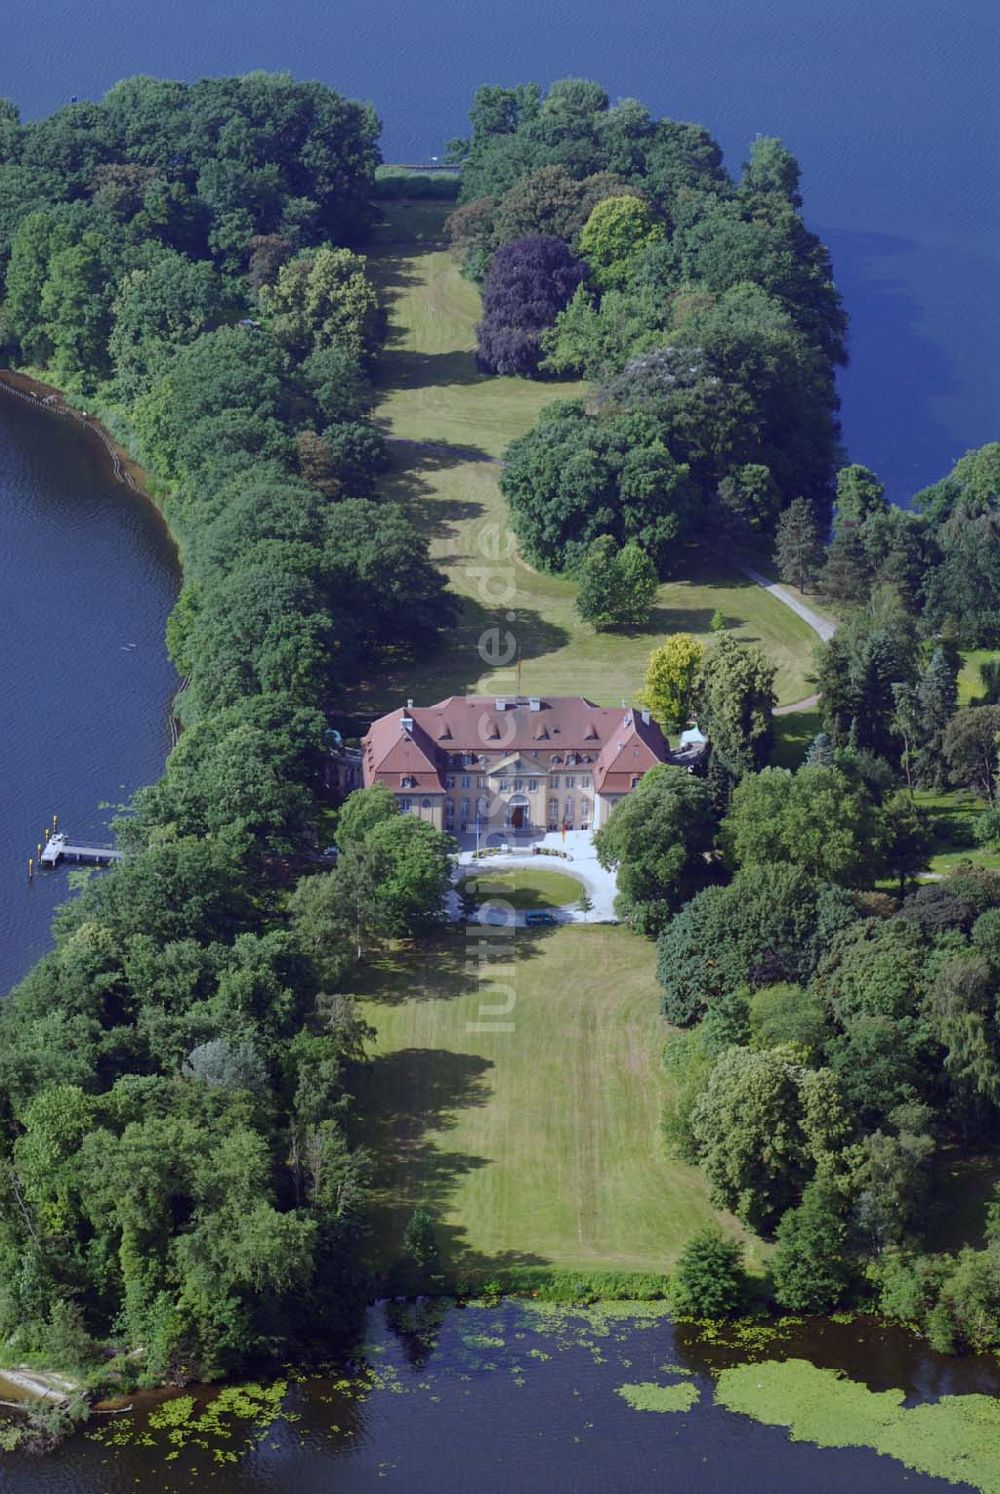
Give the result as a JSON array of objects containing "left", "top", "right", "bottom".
[{"left": 39, "top": 833, "right": 123, "bottom": 868}]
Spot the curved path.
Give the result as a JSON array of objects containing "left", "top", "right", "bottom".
[
  {"left": 447, "top": 831, "right": 620, "bottom": 924},
  {"left": 735, "top": 562, "right": 836, "bottom": 717},
  {"left": 736, "top": 562, "right": 836, "bottom": 642}
]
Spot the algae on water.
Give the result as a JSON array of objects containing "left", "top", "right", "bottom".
[
  {"left": 715, "top": 1359, "right": 1000, "bottom": 1494},
  {"left": 617, "top": 1381, "right": 701, "bottom": 1413}
]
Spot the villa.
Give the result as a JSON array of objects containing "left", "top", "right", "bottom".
[{"left": 361, "top": 694, "right": 697, "bottom": 836}]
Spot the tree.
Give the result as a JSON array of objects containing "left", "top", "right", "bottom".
[
  {"left": 721, "top": 764, "right": 881, "bottom": 886},
  {"left": 880, "top": 791, "right": 932, "bottom": 892},
  {"left": 718, "top": 464, "right": 781, "bottom": 534},
  {"left": 501, "top": 400, "right": 694, "bottom": 574},
  {"left": 774, "top": 496, "right": 824, "bottom": 592},
  {"left": 362, "top": 815, "right": 456, "bottom": 936},
  {"left": 335, "top": 784, "right": 398, "bottom": 848},
  {"left": 575, "top": 536, "right": 657, "bottom": 628},
  {"left": 749, "top": 984, "right": 830, "bottom": 1059},
  {"left": 577, "top": 193, "right": 664, "bottom": 289},
  {"left": 476, "top": 234, "right": 584, "bottom": 376},
  {"left": 577, "top": 892, "right": 593, "bottom": 921},
  {"left": 913, "top": 645, "right": 959, "bottom": 789},
  {"left": 593, "top": 764, "right": 714, "bottom": 935},
  {"left": 668, "top": 1228, "right": 747, "bottom": 1318},
  {"left": 741, "top": 136, "right": 802, "bottom": 204},
  {"left": 805, "top": 731, "right": 834, "bottom": 766},
  {"left": 402, "top": 1207, "right": 441, "bottom": 1273},
  {"left": 833, "top": 464, "right": 887, "bottom": 531},
  {"left": 109, "top": 253, "right": 225, "bottom": 397},
  {"left": 657, "top": 864, "right": 857, "bottom": 1025},
  {"left": 943, "top": 707, "right": 1000, "bottom": 805},
  {"left": 691, "top": 1045, "right": 811, "bottom": 1231},
  {"left": 852, "top": 1125, "right": 935, "bottom": 1253},
  {"left": 638, "top": 633, "right": 704, "bottom": 729},
  {"left": 771, "top": 1181, "right": 852, "bottom": 1312},
  {"left": 699, "top": 634, "right": 777, "bottom": 781},
  {"left": 258, "top": 246, "right": 380, "bottom": 364}
]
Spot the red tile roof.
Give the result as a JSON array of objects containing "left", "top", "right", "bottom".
[{"left": 363, "top": 696, "right": 671, "bottom": 792}]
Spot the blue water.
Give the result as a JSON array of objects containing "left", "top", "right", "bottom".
[{"left": 1, "top": 0, "right": 997, "bottom": 501}]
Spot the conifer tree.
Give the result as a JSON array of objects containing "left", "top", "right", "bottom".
[{"left": 774, "top": 496, "right": 823, "bottom": 593}]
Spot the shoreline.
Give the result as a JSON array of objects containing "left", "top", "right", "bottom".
[{"left": 0, "top": 368, "right": 179, "bottom": 561}]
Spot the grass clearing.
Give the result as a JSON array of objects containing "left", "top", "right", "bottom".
[
  {"left": 348, "top": 925, "right": 759, "bottom": 1276},
  {"left": 357, "top": 203, "right": 821, "bottom": 716},
  {"left": 458, "top": 867, "right": 585, "bottom": 910},
  {"left": 959, "top": 649, "right": 1000, "bottom": 706},
  {"left": 913, "top": 787, "right": 998, "bottom": 874},
  {"left": 770, "top": 706, "right": 823, "bottom": 768}
]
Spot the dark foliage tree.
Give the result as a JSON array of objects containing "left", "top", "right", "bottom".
[{"left": 476, "top": 234, "right": 584, "bottom": 376}]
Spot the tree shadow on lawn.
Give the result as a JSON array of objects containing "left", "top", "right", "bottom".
[
  {"left": 379, "top": 346, "right": 484, "bottom": 393},
  {"left": 645, "top": 601, "right": 721, "bottom": 637},
  {"left": 353, "top": 926, "right": 552, "bottom": 1010},
  {"left": 355, "top": 1044, "right": 552, "bottom": 1274},
  {"left": 339, "top": 592, "right": 570, "bottom": 721}
]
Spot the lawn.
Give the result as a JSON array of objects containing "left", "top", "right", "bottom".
[
  {"left": 958, "top": 648, "right": 1000, "bottom": 706},
  {"left": 770, "top": 705, "right": 823, "bottom": 769},
  {"left": 458, "top": 867, "right": 585, "bottom": 910},
  {"left": 355, "top": 202, "right": 821, "bottom": 717},
  {"left": 914, "top": 786, "right": 999, "bottom": 874},
  {"left": 348, "top": 925, "right": 759, "bottom": 1276}
]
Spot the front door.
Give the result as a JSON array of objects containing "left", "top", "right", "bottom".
[{"left": 511, "top": 806, "right": 525, "bottom": 830}]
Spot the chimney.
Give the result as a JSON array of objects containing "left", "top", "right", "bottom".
[
  {"left": 529, "top": 697, "right": 541, "bottom": 712},
  {"left": 401, "top": 713, "right": 413, "bottom": 732},
  {"left": 641, "top": 708, "right": 650, "bottom": 725},
  {"left": 495, "top": 697, "right": 507, "bottom": 711},
  {"left": 406, "top": 698, "right": 414, "bottom": 709}
]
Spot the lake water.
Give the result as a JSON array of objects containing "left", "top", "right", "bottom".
[
  {"left": 1, "top": 0, "right": 997, "bottom": 502},
  {"left": 0, "top": 391, "right": 178, "bottom": 994},
  {"left": 3, "top": 1303, "right": 996, "bottom": 1493}
]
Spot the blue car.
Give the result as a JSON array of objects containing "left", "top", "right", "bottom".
[{"left": 525, "top": 910, "right": 557, "bottom": 926}]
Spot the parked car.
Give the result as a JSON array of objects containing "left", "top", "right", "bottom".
[{"left": 525, "top": 910, "right": 557, "bottom": 926}]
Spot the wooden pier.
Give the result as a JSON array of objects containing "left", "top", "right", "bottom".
[{"left": 39, "top": 833, "right": 123, "bottom": 868}]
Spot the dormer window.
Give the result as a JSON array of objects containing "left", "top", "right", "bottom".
[{"left": 401, "top": 775, "right": 417, "bottom": 789}]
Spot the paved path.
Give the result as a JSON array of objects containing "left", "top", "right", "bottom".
[
  {"left": 447, "top": 829, "right": 619, "bottom": 926},
  {"left": 737, "top": 562, "right": 837, "bottom": 642}
]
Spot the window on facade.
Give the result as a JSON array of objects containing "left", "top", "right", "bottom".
[
  {"left": 565, "top": 775, "right": 576, "bottom": 788},
  {"left": 528, "top": 779, "right": 538, "bottom": 792},
  {"left": 461, "top": 775, "right": 470, "bottom": 789},
  {"left": 477, "top": 776, "right": 485, "bottom": 788},
  {"left": 422, "top": 798, "right": 432, "bottom": 809},
  {"left": 400, "top": 797, "right": 412, "bottom": 812},
  {"left": 445, "top": 774, "right": 455, "bottom": 788},
  {"left": 631, "top": 776, "right": 641, "bottom": 788},
  {"left": 564, "top": 798, "right": 575, "bottom": 819},
  {"left": 499, "top": 780, "right": 509, "bottom": 792},
  {"left": 513, "top": 777, "right": 524, "bottom": 791},
  {"left": 445, "top": 801, "right": 455, "bottom": 819},
  {"left": 551, "top": 775, "right": 560, "bottom": 789},
  {"left": 580, "top": 774, "right": 592, "bottom": 787},
  {"left": 461, "top": 798, "right": 471, "bottom": 818}
]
